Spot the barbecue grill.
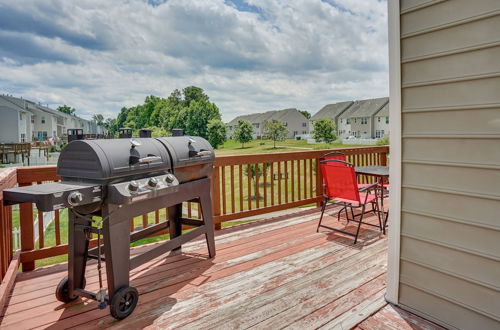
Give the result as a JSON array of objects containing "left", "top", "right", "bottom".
[{"left": 3, "top": 135, "right": 216, "bottom": 319}]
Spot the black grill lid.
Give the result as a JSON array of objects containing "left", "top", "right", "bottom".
[
  {"left": 57, "top": 138, "right": 172, "bottom": 183},
  {"left": 156, "top": 136, "right": 215, "bottom": 170}
]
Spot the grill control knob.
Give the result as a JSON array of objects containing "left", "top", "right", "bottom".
[
  {"left": 68, "top": 192, "right": 83, "bottom": 206},
  {"left": 148, "top": 177, "right": 158, "bottom": 188},
  {"left": 165, "top": 174, "right": 176, "bottom": 184},
  {"left": 128, "top": 181, "right": 139, "bottom": 192}
]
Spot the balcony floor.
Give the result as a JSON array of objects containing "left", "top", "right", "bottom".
[{"left": 0, "top": 206, "right": 441, "bottom": 329}]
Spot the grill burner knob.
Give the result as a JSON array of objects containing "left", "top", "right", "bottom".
[
  {"left": 128, "top": 181, "right": 139, "bottom": 192},
  {"left": 148, "top": 177, "right": 158, "bottom": 188},
  {"left": 165, "top": 174, "right": 175, "bottom": 184},
  {"left": 68, "top": 192, "right": 83, "bottom": 206}
]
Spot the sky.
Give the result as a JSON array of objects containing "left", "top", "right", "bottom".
[{"left": 0, "top": 0, "right": 388, "bottom": 122}]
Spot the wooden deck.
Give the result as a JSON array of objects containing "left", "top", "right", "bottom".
[{"left": 0, "top": 206, "right": 440, "bottom": 329}]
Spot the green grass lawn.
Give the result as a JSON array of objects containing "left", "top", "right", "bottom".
[{"left": 214, "top": 138, "right": 347, "bottom": 156}]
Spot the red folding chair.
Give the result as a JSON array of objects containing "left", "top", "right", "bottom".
[{"left": 317, "top": 160, "right": 382, "bottom": 244}]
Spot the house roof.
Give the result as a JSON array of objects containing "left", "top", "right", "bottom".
[
  {"left": 338, "top": 97, "right": 389, "bottom": 119},
  {"left": 310, "top": 101, "right": 353, "bottom": 121},
  {"left": 0, "top": 95, "right": 34, "bottom": 115},
  {"left": 375, "top": 102, "right": 389, "bottom": 116},
  {"left": 227, "top": 108, "right": 305, "bottom": 126}
]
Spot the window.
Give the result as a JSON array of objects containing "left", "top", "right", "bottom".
[
  {"left": 302, "top": 122, "right": 307, "bottom": 127},
  {"left": 20, "top": 133, "right": 26, "bottom": 142},
  {"left": 284, "top": 122, "right": 288, "bottom": 127},
  {"left": 19, "top": 113, "right": 23, "bottom": 120},
  {"left": 302, "top": 131, "right": 307, "bottom": 134},
  {"left": 361, "top": 117, "right": 368, "bottom": 124},
  {"left": 346, "top": 118, "right": 351, "bottom": 124},
  {"left": 340, "top": 119, "right": 343, "bottom": 123},
  {"left": 31, "top": 116, "right": 34, "bottom": 124},
  {"left": 293, "top": 131, "right": 298, "bottom": 136},
  {"left": 378, "top": 117, "right": 381, "bottom": 122},
  {"left": 386, "top": 117, "right": 389, "bottom": 124},
  {"left": 354, "top": 118, "right": 357, "bottom": 123},
  {"left": 41, "top": 116, "right": 45, "bottom": 124}
]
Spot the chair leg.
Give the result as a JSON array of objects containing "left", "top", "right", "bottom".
[
  {"left": 354, "top": 204, "right": 366, "bottom": 244},
  {"left": 317, "top": 201, "right": 327, "bottom": 232}
]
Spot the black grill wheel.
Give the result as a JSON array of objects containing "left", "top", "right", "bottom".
[
  {"left": 55, "top": 276, "right": 86, "bottom": 303},
  {"left": 110, "top": 286, "right": 139, "bottom": 320}
]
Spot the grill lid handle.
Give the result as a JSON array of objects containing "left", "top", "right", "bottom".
[{"left": 138, "top": 155, "right": 162, "bottom": 163}]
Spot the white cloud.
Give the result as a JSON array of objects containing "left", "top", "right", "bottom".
[{"left": 0, "top": 0, "right": 388, "bottom": 121}]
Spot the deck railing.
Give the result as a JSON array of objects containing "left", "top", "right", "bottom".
[{"left": 0, "top": 146, "right": 388, "bottom": 278}]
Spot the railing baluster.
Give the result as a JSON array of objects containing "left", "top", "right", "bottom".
[
  {"left": 270, "top": 162, "right": 275, "bottom": 206},
  {"left": 142, "top": 213, "right": 148, "bottom": 228},
  {"left": 130, "top": 218, "right": 134, "bottom": 232},
  {"left": 297, "top": 159, "right": 301, "bottom": 200},
  {"left": 263, "top": 162, "right": 267, "bottom": 207},
  {"left": 239, "top": 164, "right": 243, "bottom": 212},
  {"left": 155, "top": 209, "right": 160, "bottom": 224},
  {"left": 291, "top": 160, "right": 295, "bottom": 201},
  {"left": 187, "top": 202, "right": 192, "bottom": 218},
  {"left": 55, "top": 209, "right": 61, "bottom": 245},
  {"left": 247, "top": 164, "right": 252, "bottom": 210},
  {"left": 309, "top": 158, "right": 313, "bottom": 198},
  {"left": 255, "top": 163, "right": 260, "bottom": 208},
  {"left": 278, "top": 161, "right": 282, "bottom": 204},
  {"left": 221, "top": 166, "right": 226, "bottom": 215},
  {"left": 284, "top": 161, "right": 289, "bottom": 203},
  {"left": 230, "top": 165, "right": 235, "bottom": 213}
]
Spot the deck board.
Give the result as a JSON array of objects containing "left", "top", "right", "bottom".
[{"left": 0, "top": 205, "right": 437, "bottom": 329}]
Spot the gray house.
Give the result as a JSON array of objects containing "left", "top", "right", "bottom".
[
  {"left": 337, "top": 97, "right": 389, "bottom": 139},
  {"left": 227, "top": 108, "right": 309, "bottom": 139},
  {"left": 0, "top": 97, "right": 34, "bottom": 143},
  {"left": 309, "top": 101, "right": 353, "bottom": 136}
]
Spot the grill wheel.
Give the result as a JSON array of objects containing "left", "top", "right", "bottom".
[
  {"left": 110, "top": 286, "right": 139, "bottom": 320},
  {"left": 55, "top": 276, "right": 86, "bottom": 303}
]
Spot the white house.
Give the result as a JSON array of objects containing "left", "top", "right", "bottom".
[
  {"left": 0, "top": 97, "right": 34, "bottom": 143},
  {"left": 337, "top": 97, "right": 389, "bottom": 139},
  {"left": 0, "top": 94, "right": 106, "bottom": 142},
  {"left": 227, "top": 108, "right": 309, "bottom": 139}
]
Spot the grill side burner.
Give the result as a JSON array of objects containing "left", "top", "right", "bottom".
[{"left": 2, "top": 135, "right": 217, "bottom": 320}]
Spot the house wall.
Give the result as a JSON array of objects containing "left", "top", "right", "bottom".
[
  {"left": 374, "top": 116, "right": 389, "bottom": 138},
  {"left": 281, "top": 111, "right": 309, "bottom": 138},
  {"left": 0, "top": 108, "right": 20, "bottom": 142},
  {"left": 350, "top": 117, "right": 372, "bottom": 138},
  {"left": 396, "top": 1, "right": 500, "bottom": 329},
  {"left": 337, "top": 118, "right": 351, "bottom": 138}
]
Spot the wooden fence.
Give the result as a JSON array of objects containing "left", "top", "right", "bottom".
[{"left": 0, "top": 146, "right": 389, "bottom": 277}]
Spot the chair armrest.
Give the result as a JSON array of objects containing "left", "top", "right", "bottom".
[{"left": 358, "top": 182, "right": 379, "bottom": 192}]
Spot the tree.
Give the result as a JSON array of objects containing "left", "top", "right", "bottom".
[
  {"left": 313, "top": 118, "right": 336, "bottom": 143},
  {"left": 243, "top": 163, "right": 270, "bottom": 199},
  {"left": 183, "top": 86, "right": 209, "bottom": 106},
  {"left": 57, "top": 105, "right": 76, "bottom": 115},
  {"left": 176, "top": 99, "right": 221, "bottom": 138},
  {"left": 263, "top": 119, "right": 288, "bottom": 148},
  {"left": 92, "top": 114, "right": 104, "bottom": 126},
  {"left": 233, "top": 120, "right": 253, "bottom": 148},
  {"left": 298, "top": 110, "right": 311, "bottom": 119},
  {"left": 206, "top": 119, "right": 227, "bottom": 149}
]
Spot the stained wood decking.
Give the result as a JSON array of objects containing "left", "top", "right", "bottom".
[{"left": 0, "top": 206, "right": 440, "bottom": 329}]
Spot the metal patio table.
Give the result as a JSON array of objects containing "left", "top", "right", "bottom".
[{"left": 355, "top": 166, "right": 389, "bottom": 234}]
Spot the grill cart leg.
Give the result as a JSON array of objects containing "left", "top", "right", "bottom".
[
  {"left": 168, "top": 203, "right": 183, "bottom": 251},
  {"left": 56, "top": 211, "right": 89, "bottom": 303},
  {"left": 103, "top": 205, "right": 135, "bottom": 306},
  {"left": 199, "top": 191, "right": 216, "bottom": 258}
]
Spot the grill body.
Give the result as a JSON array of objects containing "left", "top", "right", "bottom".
[{"left": 3, "top": 136, "right": 216, "bottom": 320}]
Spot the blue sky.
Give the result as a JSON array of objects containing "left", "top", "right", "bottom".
[{"left": 0, "top": 0, "right": 388, "bottom": 121}]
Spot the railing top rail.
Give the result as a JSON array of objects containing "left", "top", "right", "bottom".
[
  {"left": 16, "top": 166, "right": 58, "bottom": 184},
  {"left": 0, "top": 168, "right": 17, "bottom": 200},
  {"left": 215, "top": 146, "right": 389, "bottom": 166}
]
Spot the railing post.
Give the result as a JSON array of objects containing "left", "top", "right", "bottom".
[
  {"left": 315, "top": 157, "right": 324, "bottom": 207},
  {"left": 19, "top": 183, "right": 35, "bottom": 272},
  {"left": 211, "top": 166, "right": 222, "bottom": 230}
]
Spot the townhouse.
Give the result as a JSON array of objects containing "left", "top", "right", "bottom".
[
  {"left": 337, "top": 97, "right": 389, "bottom": 139},
  {"left": 0, "top": 94, "right": 106, "bottom": 143},
  {"left": 227, "top": 108, "right": 309, "bottom": 139},
  {"left": 309, "top": 101, "right": 354, "bottom": 136}
]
